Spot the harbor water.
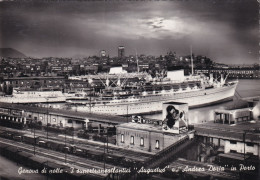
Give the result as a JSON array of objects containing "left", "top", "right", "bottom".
[{"left": 144, "top": 79, "right": 260, "bottom": 124}]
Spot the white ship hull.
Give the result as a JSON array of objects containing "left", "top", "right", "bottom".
[
  {"left": 70, "top": 82, "right": 238, "bottom": 115},
  {"left": 0, "top": 91, "right": 66, "bottom": 103}
]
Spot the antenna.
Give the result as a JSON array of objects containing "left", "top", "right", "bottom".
[
  {"left": 135, "top": 49, "right": 139, "bottom": 73},
  {"left": 191, "top": 45, "right": 194, "bottom": 75}
]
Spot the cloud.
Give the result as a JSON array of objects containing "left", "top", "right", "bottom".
[{"left": 0, "top": 1, "right": 257, "bottom": 63}]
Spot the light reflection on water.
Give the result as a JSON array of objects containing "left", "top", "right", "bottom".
[{"left": 144, "top": 79, "right": 260, "bottom": 124}]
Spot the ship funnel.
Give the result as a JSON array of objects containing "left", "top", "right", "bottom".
[
  {"left": 220, "top": 74, "right": 224, "bottom": 85},
  {"left": 106, "top": 78, "right": 109, "bottom": 87},
  {"left": 88, "top": 78, "right": 93, "bottom": 84},
  {"left": 117, "top": 78, "right": 121, "bottom": 87},
  {"left": 209, "top": 74, "right": 213, "bottom": 84}
]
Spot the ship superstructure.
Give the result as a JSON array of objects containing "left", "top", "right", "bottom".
[{"left": 66, "top": 70, "right": 238, "bottom": 115}]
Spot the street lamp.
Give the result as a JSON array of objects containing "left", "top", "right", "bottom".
[
  {"left": 65, "top": 127, "right": 67, "bottom": 164},
  {"left": 72, "top": 121, "right": 74, "bottom": 145},
  {"left": 104, "top": 137, "right": 106, "bottom": 172},
  {"left": 43, "top": 161, "right": 49, "bottom": 180},
  {"left": 127, "top": 105, "right": 129, "bottom": 123},
  {"left": 46, "top": 98, "right": 49, "bottom": 140},
  {"left": 243, "top": 130, "right": 250, "bottom": 161},
  {"left": 103, "top": 127, "right": 111, "bottom": 172},
  {"left": 34, "top": 121, "right": 36, "bottom": 155}
]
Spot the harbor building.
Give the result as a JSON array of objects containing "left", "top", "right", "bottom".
[
  {"left": 100, "top": 50, "right": 106, "bottom": 58},
  {"left": 2, "top": 76, "right": 65, "bottom": 89},
  {"left": 118, "top": 46, "right": 125, "bottom": 59},
  {"left": 0, "top": 102, "right": 128, "bottom": 130},
  {"left": 194, "top": 107, "right": 260, "bottom": 158},
  {"left": 116, "top": 122, "right": 191, "bottom": 153},
  {"left": 116, "top": 102, "right": 194, "bottom": 153}
]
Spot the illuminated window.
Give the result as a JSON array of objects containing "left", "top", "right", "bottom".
[
  {"left": 53, "top": 118, "right": 56, "bottom": 122},
  {"left": 130, "top": 136, "right": 134, "bottom": 145},
  {"left": 155, "top": 140, "right": 160, "bottom": 149},
  {"left": 140, "top": 137, "right": 144, "bottom": 146},
  {"left": 121, "top": 134, "right": 124, "bottom": 143}
]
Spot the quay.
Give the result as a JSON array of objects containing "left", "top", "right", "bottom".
[{"left": 0, "top": 102, "right": 129, "bottom": 130}]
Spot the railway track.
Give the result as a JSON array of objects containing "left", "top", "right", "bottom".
[
  {"left": 44, "top": 135, "right": 151, "bottom": 162},
  {"left": 0, "top": 137, "right": 121, "bottom": 171},
  {"left": 0, "top": 126, "right": 152, "bottom": 163}
]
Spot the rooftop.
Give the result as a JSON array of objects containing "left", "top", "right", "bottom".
[
  {"left": 0, "top": 102, "right": 128, "bottom": 125},
  {"left": 118, "top": 122, "right": 163, "bottom": 133},
  {"left": 4, "top": 76, "right": 65, "bottom": 80},
  {"left": 214, "top": 107, "right": 251, "bottom": 114},
  {"left": 194, "top": 121, "right": 260, "bottom": 143}
]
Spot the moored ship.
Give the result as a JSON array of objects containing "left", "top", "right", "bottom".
[
  {"left": 67, "top": 70, "right": 238, "bottom": 115},
  {"left": 0, "top": 88, "right": 66, "bottom": 103}
]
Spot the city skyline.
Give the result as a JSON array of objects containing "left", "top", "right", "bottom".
[{"left": 0, "top": 0, "right": 258, "bottom": 64}]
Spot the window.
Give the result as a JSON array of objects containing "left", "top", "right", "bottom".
[
  {"left": 53, "top": 118, "right": 56, "bottom": 122},
  {"left": 155, "top": 140, "right": 160, "bottom": 149},
  {"left": 39, "top": 116, "right": 43, "bottom": 120},
  {"left": 140, "top": 137, "right": 144, "bottom": 146},
  {"left": 230, "top": 150, "right": 237, "bottom": 153},
  {"left": 121, "top": 134, "right": 124, "bottom": 143},
  {"left": 246, "top": 142, "right": 254, "bottom": 147},
  {"left": 130, "top": 136, "right": 134, "bottom": 145},
  {"left": 230, "top": 140, "right": 237, "bottom": 144},
  {"left": 68, "top": 120, "right": 72, "bottom": 123}
]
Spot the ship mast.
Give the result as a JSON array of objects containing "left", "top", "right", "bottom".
[{"left": 191, "top": 45, "right": 194, "bottom": 75}]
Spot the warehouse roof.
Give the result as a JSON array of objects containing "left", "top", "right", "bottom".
[
  {"left": 0, "top": 102, "right": 128, "bottom": 125},
  {"left": 194, "top": 121, "right": 260, "bottom": 143}
]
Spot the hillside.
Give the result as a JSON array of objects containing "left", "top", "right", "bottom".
[{"left": 0, "top": 48, "right": 27, "bottom": 58}]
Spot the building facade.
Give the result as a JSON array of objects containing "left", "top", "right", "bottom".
[
  {"left": 0, "top": 104, "right": 88, "bottom": 130},
  {"left": 116, "top": 121, "right": 189, "bottom": 153},
  {"left": 2, "top": 76, "right": 66, "bottom": 89},
  {"left": 118, "top": 46, "right": 125, "bottom": 59},
  {"left": 195, "top": 107, "right": 260, "bottom": 158}
]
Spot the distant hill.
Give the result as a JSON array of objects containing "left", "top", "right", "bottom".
[{"left": 0, "top": 48, "right": 27, "bottom": 58}]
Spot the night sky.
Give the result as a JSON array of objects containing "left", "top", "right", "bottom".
[{"left": 0, "top": 0, "right": 258, "bottom": 64}]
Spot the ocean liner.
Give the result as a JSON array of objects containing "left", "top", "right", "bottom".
[
  {"left": 0, "top": 88, "right": 66, "bottom": 103},
  {"left": 67, "top": 70, "right": 238, "bottom": 115}
]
